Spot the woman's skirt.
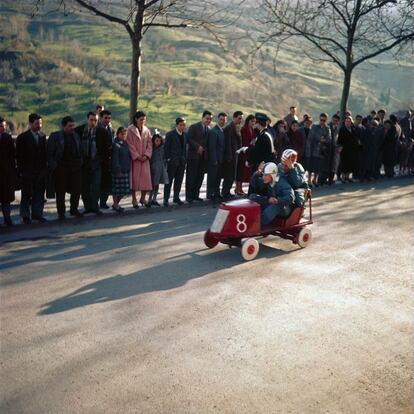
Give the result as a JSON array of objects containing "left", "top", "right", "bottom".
[{"left": 112, "top": 173, "right": 130, "bottom": 196}]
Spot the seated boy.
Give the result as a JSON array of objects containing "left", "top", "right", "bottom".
[
  {"left": 248, "top": 162, "right": 294, "bottom": 226},
  {"left": 278, "top": 149, "right": 308, "bottom": 206}
]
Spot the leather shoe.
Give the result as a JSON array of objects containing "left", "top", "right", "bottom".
[
  {"left": 186, "top": 198, "right": 193, "bottom": 204},
  {"left": 70, "top": 210, "right": 83, "bottom": 217},
  {"left": 173, "top": 198, "right": 184, "bottom": 206},
  {"left": 100, "top": 204, "right": 110, "bottom": 209},
  {"left": 163, "top": 201, "right": 169, "bottom": 207},
  {"left": 33, "top": 216, "right": 47, "bottom": 222}
]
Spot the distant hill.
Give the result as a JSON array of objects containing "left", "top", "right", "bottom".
[{"left": 0, "top": 3, "right": 413, "bottom": 134}]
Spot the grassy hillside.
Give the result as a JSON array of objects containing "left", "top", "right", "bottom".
[{"left": 0, "top": 3, "right": 412, "bottom": 134}]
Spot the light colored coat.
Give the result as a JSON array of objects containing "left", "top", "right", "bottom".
[{"left": 127, "top": 124, "right": 153, "bottom": 191}]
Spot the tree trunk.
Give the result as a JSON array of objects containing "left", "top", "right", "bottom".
[
  {"left": 340, "top": 65, "right": 353, "bottom": 119},
  {"left": 129, "top": 36, "right": 142, "bottom": 123}
]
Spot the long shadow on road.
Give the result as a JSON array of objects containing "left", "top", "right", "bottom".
[
  {"left": 0, "top": 211, "right": 213, "bottom": 275},
  {"left": 38, "top": 243, "right": 294, "bottom": 315}
]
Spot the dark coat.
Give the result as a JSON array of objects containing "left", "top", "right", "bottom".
[
  {"left": 328, "top": 123, "right": 341, "bottom": 173},
  {"left": 249, "top": 172, "right": 294, "bottom": 208},
  {"left": 274, "top": 129, "right": 290, "bottom": 162},
  {"left": 246, "top": 129, "right": 275, "bottom": 166},
  {"left": 150, "top": 145, "right": 169, "bottom": 186},
  {"left": 74, "top": 124, "right": 109, "bottom": 167},
  {"left": 46, "top": 130, "right": 83, "bottom": 198},
  {"left": 98, "top": 124, "right": 114, "bottom": 193},
  {"left": 223, "top": 121, "right": 241, "bottom": 163},
  {"left": 0, "top": 133, "right": 16, "bottom": 203},
  {"left": 47, "top": 130, "right": 83, "bottom": 171},
  {"left": 338, "top": 126, "right": 360, "bottom": 173},
  {"left": 382, "top": 125, "right": 400, "bottom": 167},
  {"left": 208, "top": 125, "right": 225, "bottom": 164},
  {"left": 400, "top": 116, "right": 413, "bottom": 139},
  {"left": 111, "top": 138, "right": 131, "bottom": 175},
  {"left": 15, "top": 129, "right": 47, "bottom": 176},
  {"left": 287, "top": 129, "right": 305, "bottom": 161},
  {"left": 187, "top": 121, "right": 209, "bottom": 160},
  {"left": 164, "top": 128, "right": 186, "bottom": 165}
]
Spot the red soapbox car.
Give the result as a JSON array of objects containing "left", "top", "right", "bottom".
[{"left": 204, "top": 191, "right": 313, "bottom": 261}]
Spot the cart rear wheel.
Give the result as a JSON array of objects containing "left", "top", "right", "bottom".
[
  {"left": 204, "top": 230, "right": 219, "bottom": 248},
  {"left": 297, "top": 228, "right": 312, "bottom": 248},
  {"left": 241, "top": 238, "right": 259, "bottom": 261}
]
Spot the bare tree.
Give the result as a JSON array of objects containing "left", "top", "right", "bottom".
[
  {"left": 33, "top": 0, "right": 241, "bottom": 121},
  {"left": 256, "top": 0, "right": 414, "bottom": 116}
]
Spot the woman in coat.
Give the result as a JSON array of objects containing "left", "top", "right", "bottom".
[
  {"left": 338, "top": 116, "right": 360, "bottom": 182},
  {"left": 238, "top": 114, "right": 256, "bottom": 186},
  {"left": 111, "top": 126, "right": 131, "bottom": 212},
  {"left": 0, "top": 117, "right": 16, "bottom": 226},
  {"left": 127, "top": 111, "right": 153, "bottom": 208},
  {"left": 273, "top": 120, "right": 290, "bottom": 163},
  {"left": 287, "top": 120, "right": 304, "bottom": 162}
]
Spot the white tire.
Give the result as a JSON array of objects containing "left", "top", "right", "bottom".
[
  {"left": 241, "top": 238, "right": 260, "bottom": 261},
  {"left": 297, "top": 228, "right": 312, "bottom": 248}
]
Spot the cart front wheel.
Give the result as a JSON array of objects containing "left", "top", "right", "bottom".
[
  {"left": 241, "top": 238, "right": 259, "bottom": 261},
  {"left": 204, "top": 230, "right": 219, "bottom": 248},
  {"left": 297, "top": 228, "right": 312, "bottom": 248}
]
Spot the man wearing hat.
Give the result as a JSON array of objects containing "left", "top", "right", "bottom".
[
  {"left": 245, "top": 113, "right": 276, "bottom": 173},
  {"left": 248, "top": 162, "right": 294, "bottom": 226}
]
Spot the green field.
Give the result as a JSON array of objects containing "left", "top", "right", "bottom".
[{"left": 0, "top": 3, "right": 412, "bottom": 134}]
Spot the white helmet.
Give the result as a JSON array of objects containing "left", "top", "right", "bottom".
[
  {"left": 263, "top": 162, "right": 278, "bottom": 184},
  {"left": 281, "top": 149, "right": 298, "bottom": 168}
]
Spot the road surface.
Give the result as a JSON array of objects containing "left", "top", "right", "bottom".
[{"left": 1, "top": 178, "right": 413, "bottom": 413}]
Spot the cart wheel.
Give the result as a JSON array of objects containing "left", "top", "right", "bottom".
[
  {"left": 241, "top": 238, "right": 259, "bottom": 261},
  {"left": 204, "top": 230, "right": 218, "bottom": 248},
  {"left": 297, "top": 228, "right": 312, "bottom": 248}
]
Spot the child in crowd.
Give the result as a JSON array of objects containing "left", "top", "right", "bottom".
[
  {"left": 111, "top": 127, "right": 131, "bottom": 212},
  {"left": 148, "top": 132, "right": 169, "bottom": 207}
]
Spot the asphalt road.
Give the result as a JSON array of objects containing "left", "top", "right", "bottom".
[{"left": 1, "top": 178, "right": 413, "bottom": 413}]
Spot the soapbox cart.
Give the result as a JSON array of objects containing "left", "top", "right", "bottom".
[{"left": 204, "top": 191, "right": 313, "bottom": 261}]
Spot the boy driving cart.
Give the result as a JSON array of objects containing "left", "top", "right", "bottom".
[{"left": 248, "top": 162, "right": 294, "bottom": 226}]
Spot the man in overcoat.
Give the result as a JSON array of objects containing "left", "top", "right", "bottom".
[
  {"left": 207, "top": 112, "right": 227, "bottom": 201},
  {"left": 75, "top": 112, "right": 108, "bottom": 215},
  {"left": 163, "top": 117, "right": 187, "bottom": 206},
  {"left": 16, "top": 113, "right": 48, "bottom": 223},
  {"left": 47, "top": 116, "right": 83, "bottom": 220},
  {"left": 185, "top": 110, "right": 212, "bottom": 203},
  {"left": 222, "top": 111, "right": 243, "bottom": 199},
  {"left": 98, "top": 110, "right": 114, "bottom": 209}
]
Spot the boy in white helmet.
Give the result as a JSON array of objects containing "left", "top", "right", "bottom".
[
  {"left": 278, "top": 149, "right": 308, "bottom": 206},
  {"left": 248, "top": 162, "right": 294, "bottom": 226}
]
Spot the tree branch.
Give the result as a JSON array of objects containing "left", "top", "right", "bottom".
[
  {"left": 144, "top": 0, "right": 161, "bottom": 10},
  {"left": 142, "top": 22, "right": 187, "bottom": 28},
  {"left": 72, "top": 0, "right": 133, "bottom": 35},
  {"left": 353, "top": 32, "right": 414, "bottom": 67}
]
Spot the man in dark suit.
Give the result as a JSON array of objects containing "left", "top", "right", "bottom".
[
  {"left": 222, "top": 111, "right": 243, "bottom": 199},
  {"left": 16, "top": 113, "right": 48, "bottom": 223},
  {"left": 75, "top": 112, "right": 108, "bottom": 215},
  {"left": 98, "top": 110, "right": 114, "bottom": 209},
  {"left": 185, "top": 110, "right": 212, "bottom": 202},
  {"left": 163, "top": 117, "right": 187, "bottom": 207},
  {"left": 47, "top": 116, "right": 83, "bottom": 220},
  {"left": 207, "top": 112, "right": 227, "bottom": 200}
]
